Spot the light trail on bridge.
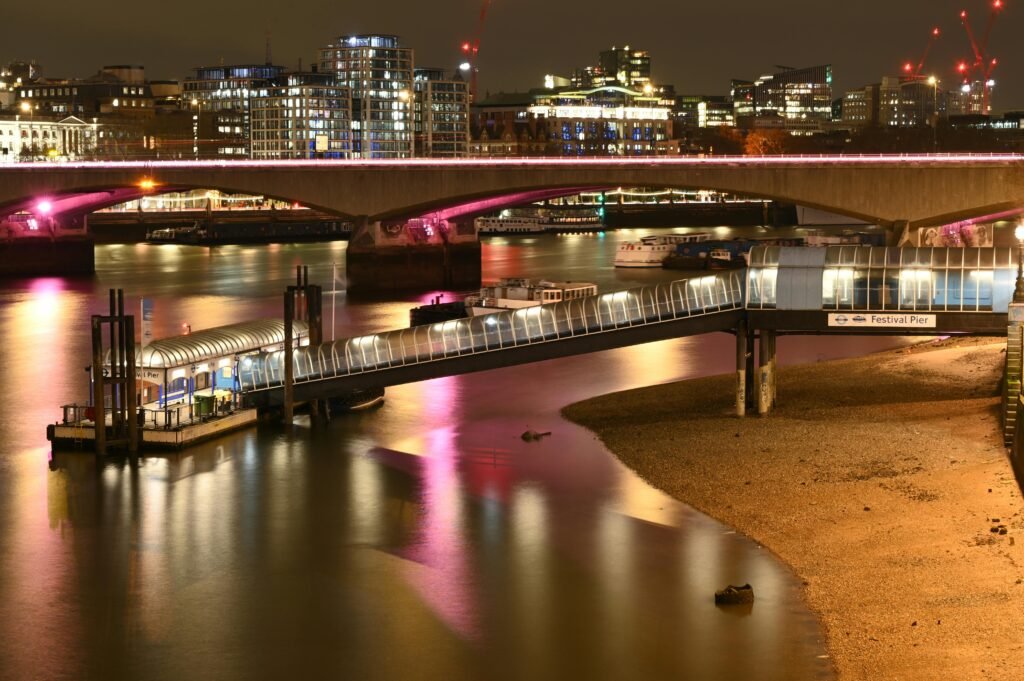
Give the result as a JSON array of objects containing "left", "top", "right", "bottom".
[{"left": 4, "top": 153, "right": 1024, "bottom": 171}]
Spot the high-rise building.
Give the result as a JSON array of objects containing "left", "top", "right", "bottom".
[
  {"left": 841, "top": 84, "right": 880, "bottom": 127},
  {"left": 413, "top": 68, "right": 469, "bottom": 158},
  {"left": 571, "top": 46, "right": 651, "bottom": 89},
  {"left": 250, "top": 72, "right": 351, "bottom": 159},
  {"left": 731, "top": 65, "right": 833, "bottom": 132},
  {"left": 599, "top": 47, "right": 651, "bottom": 88},
  {"left": 675, "top": 95, "right": 734, "bottom": 128},
  {"left": 875, "top": 76, "right": 945, "bottom": 127},
  {"left": 317, "top": 34, "right": 413, "bottom": 159},
  {"left": 183, "top": 64, "right": 287, "bottom": 157}
]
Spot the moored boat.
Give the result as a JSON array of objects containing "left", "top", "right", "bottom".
[
  {"left": 613, "top": 233, "right": 710, "bottom": 268},
  {"left": 474, "top": 216, "right": 550, "bottom": 234},
  {"left": 464, "top": 278, "right": 598, "bottom": 316}
]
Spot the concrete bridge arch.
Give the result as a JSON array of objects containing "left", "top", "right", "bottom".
[{"left": 0, "top": 157, "right": 1022, "bottom": 229}]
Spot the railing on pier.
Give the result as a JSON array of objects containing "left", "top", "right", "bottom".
[
  {"left": 58, "top": 395, "right": 241, "bottom": 431},
  {"left": 239, "top": 270, "right": 746, "bottom": 393}
]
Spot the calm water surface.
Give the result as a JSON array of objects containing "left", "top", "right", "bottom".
[{"left": 0, "top": 229, "right": 907, "bottom": 680}]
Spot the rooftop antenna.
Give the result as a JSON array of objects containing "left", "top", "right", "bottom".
[{"left": 265, "top": 30, "right": 272, "bottom": 66}]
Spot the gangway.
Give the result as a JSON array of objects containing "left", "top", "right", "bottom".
[
  {"left": 240, "top": 271, "right": 747, "bottom": 406},
  {"left": 240, "top": 246, "right": 1021, "bottom": 410}
]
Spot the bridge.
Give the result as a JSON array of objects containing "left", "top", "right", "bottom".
[
  {"left": 237, "top": 246, "right": 1019, "bottom": 435},
  {"left": 3, "top": 155, "right": 1023, "bottom": 288},
  {"left": 2, "top": 155, "right": 1023, "bottom": 230}
]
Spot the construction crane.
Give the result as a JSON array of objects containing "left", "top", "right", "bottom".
[
  {"left": 461, "top": 0, "right": 493, "bottom": 102},
  {"left": 903, "top": 27, "right": 941, "bottom": 78},
  {"left": 958, "top": 1, "right": 1004, "bottom": 112}
]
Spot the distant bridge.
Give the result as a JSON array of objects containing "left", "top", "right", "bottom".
[{"left": 1, "top": 156, "right": 1023, "bottom": 235}]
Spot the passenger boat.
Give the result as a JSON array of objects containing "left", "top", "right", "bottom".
[
  {"left": 613, "top": 233, "right": 710, "bottom": 268},
  {"left": 475, "top": 210, "right": 603, "bottom": 235},
  {"left": 146, "top": 223, "right": 205, "bottom": 244},
  {"left": 474, "top": 216, "right": 550, "bottom": 234},
  {"left": 464, "top": 278, "right": 598, "bottom": 316}
]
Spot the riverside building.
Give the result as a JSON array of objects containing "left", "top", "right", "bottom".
[
  {"left": 250, "top": 72, "right": 351, "bottom": 159},
  {"left": 183, "top": 64, "right": 287, "bottom": 157},
  {"left": 317, "top": 34, "right": 413, "bottom": 159},
  {"left": 413, "top": 68, "right": 469, "bottom": 157},
  {"left": 731, "top": 65, "right": 833, "bottom": 133}
]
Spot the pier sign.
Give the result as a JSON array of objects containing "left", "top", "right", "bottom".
[{"left": 828, "top": 313, "right": 936, "bottom": 328}]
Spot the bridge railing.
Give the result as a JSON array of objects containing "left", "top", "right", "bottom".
[{"left": 239, "top": 270, "right": 745, "bottom": 393}]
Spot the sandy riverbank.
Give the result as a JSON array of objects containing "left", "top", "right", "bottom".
[{"left": 563, "top": 337, "right": 1024, "bottom": 681}]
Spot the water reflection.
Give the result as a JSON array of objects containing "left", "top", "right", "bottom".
[{"left": 0, "top": 234, "right": 917, "bottom": 680}]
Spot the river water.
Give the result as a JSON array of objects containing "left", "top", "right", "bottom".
[{"left": 0, "top": 228, "right": 907, "bottom": 681}]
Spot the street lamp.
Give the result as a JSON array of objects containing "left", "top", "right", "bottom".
[
  {"left": 190, "top": 97, "right": 201, "bottom": 159},
  {"left": 1014, "top": 223, "right": 1024, "bottom": 303},
  {"left": 927, "top": 76, "right": 938, "bottom": 151}
]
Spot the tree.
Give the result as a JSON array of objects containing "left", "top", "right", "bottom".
[{"left": 743, "top": 129, "right": 790, "bottom": 156}]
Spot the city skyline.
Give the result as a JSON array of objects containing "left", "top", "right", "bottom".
[{"left": 5, "top": 0, "right": 1022, "bottom": 109}]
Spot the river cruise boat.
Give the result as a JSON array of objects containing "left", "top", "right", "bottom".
[
  {"left": 613, "top": 233, "right": 710, "bottom": 268},
  {"left": 464, "top": 278, "right": 598, "bottom": 316},
  {"left": 474, "top": 216, "right": 550, "bottom": 234},
  {"left": 475, "top": 211, "right": 603, "bottom": 235}
]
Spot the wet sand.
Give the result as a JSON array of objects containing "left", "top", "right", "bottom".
[{"left": 564, "top": 337, "right": 1024, "bottom": 680}]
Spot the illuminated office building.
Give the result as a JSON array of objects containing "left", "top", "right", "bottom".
[
  {"left": 413, "top": 68, "right": 469, "bottom": 157},
  {"left": 527, "top": 85, "right": 672, "bottom": 155},
  {"left": 183, "top": 64, "right": 287, "bottom": 157},
  {"left": 317, "top": 34, "right": 413, "bottom": 159},
  {"left": 571, "top": 46, "right": 652, "bottom": 89},
  {"left": 250, "top": 72, "right": 351, "bottom": 159},
  {"left": 731, "top": 65, "right": 833, "bottom": 131}
]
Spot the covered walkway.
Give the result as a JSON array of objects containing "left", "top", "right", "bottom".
[{"left": 239, "top": 246, "right": 1018, "bottom": 407}]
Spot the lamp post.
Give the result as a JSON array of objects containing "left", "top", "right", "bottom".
[
  {"left": 927, "top": 76, "right": 938, "bottom": 152},
  {"left": 1014, "top": 224, "right": 1024, "bottom": 303},
  {"left": 190, "top": 97, "right": 201, "bottom": 160}
]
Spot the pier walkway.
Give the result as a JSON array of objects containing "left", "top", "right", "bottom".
[{"left": 239, "top": 246, "right": 1016, "bottom": 407}]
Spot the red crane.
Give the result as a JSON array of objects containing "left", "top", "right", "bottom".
[
  {"left": 958, "top": 1, "right": 1004, "bottom": 112},
  {"left": 461, "top": 0, "right": 494, "bottom": 102},
  {"left": 903, "top": 27, "right": 941, "bottom": 78}
]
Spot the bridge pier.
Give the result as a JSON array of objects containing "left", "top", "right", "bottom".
[
  {"left": 345, "top": 215, "right": 481, "bottom": 296},
  {"left": 0, "top": 213, "right": 94, "bottom": 277}
]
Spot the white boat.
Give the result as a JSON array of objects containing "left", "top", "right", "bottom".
[
  {"left": 613, "top": 233, "right": 710, "bottom": 268},
  {"left": 474, "top": 216, "right": 550, "bottom": 234},
  {"left": 464, "top": 278, "right": 598, "bottom": 316}
]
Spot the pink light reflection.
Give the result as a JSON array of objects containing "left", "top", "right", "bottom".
[{"left": 401, "top": 376, "right": 480, "bottom": 641}]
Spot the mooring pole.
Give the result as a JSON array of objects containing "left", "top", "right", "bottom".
[
  {"left": 308, "top": 284, "right": 323, "bottom": 422},
  {"left": 283, "top": 288, "right": 295, "bottom": 424},
  {"left": 108, "top": 289, "right": 120, "bottom": 435},
  {"left": 91, "top": 316, "right": 106, "bottom": 455},
  {"left": 125, "top": 314, "right": 139, "bottom": 453}
]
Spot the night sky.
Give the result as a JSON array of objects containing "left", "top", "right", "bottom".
[{"left": 6, "top": 0, "right": 1022, "bottom": 109}]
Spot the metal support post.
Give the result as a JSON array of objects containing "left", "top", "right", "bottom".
[
  {"left": 283, "top": 289, "right": 295, "bottom": 424},
  {"left": 745, "top": 326, "right": 756, "bottom": 411},
  {"left": 735, "top": 321, "right": 748, "bottom": 417},
  {"left": 758, "top": 329, "right": 776, "bottom": 415}
]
